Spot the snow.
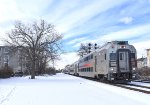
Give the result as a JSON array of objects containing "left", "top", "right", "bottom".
[
  {"left": 0, "top": 73, "right": 150, "bottom": 105},
  {"left": 130, "top": 81, "right": 150, "bottom": 87}
]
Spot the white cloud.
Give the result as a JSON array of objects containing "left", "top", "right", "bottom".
[
  {"left": 54, "top": 52, "right": 79, "bottom": 69},
  {"left": 56, "top": 0, "right": 128, "bottom": 38},
  {"left": 0, "top": 0, "right": 53, "bottom": 44},
  {"left": 16, "top": 0, "right": 52, "bottom": 15},
  {"left": 67, "top": 37, "right": 87, "bottom": 45},
  {"left": 0, "top": 0, "right": 150, "bottom": 69},
  {"left": 120, "top": 17, "right": 133, "bottom": 24},
  {"left": 132, "top": 40, "right": 150, "bottom": 58},
  {"left": 100, "top": 23, "right": 150, "bottom": 41},
  {"left": 0, "top": 0, "right": 53, "bottom": 26},
  {"left": 0, "top": 0, "right": 22, "bottom": 22},
  {"left": 45, "top": 0, "right": 81, "bottom": 23}
]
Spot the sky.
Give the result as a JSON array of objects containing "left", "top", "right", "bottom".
[{"left": 0, "top": 0, "right": 150, "bottom": 69}]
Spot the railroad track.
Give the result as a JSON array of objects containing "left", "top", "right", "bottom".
[
  {"left": 112, "top": 83, "right": 150, "bottom": 94},
  {"left": 80, "top": 76, "right": 150, "bottom": 94},
  {"left": 133, "top": 80, "right": 150, "bottom": 83},
  {"left": 122, "top": 83, "right": 150, "bottom": 89}
]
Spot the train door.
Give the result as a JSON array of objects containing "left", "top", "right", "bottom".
[{"left": 118, "top": 51, "right": 129, "bottom": 72}]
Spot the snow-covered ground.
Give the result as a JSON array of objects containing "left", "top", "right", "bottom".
[{"left": 0, "top": 73, "right": 150, "bottom": 105}]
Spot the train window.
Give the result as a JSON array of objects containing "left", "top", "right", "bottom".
[
  {"left": 88, "top": 68, "right": 90, "bottom": 72},
  {"left": 89, "top": 68, "right": 91, "bottom": 72},
  {"left": 117, "top": 41, "right": 128, "bottom": 45},
  {"left": 91, "top": 54, "right": 93, "bottom": 59},
  {"left": 105, "top": 54, "right": 106, "bottom": 60},
  {"left": 110, "top": 53, "right": 116, "bottom": 60},
  {"left": 119, "top": 53, "right": 124, "bottom": 60}
]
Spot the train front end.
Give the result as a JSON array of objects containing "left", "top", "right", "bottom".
[{"left": 109, "top": 41, "right": 137, "bottom": 82}]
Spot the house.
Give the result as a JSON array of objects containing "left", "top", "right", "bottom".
[
  {"left": 0, "top": 46, "right": 28, "bottom": 73},
  {"left": 137, "top": 57, "right": 147, "bottom": 68}
]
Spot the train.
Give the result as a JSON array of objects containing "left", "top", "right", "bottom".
[{"left": 64, "top": 41, "right": 137, "bottom": 82}]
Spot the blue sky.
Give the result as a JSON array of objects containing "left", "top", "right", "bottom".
[{"left": 0, "top": 0, "right": 150, "bottom": 69}]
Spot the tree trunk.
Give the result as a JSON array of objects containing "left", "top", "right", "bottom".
[
  {"left": 31, "top": 61, "right": 35, "bottom": 79},
  {"left": 31, "top": 70, "right": 35, "bottom": 79}
]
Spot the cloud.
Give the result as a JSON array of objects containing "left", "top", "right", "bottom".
[
  {"left": 16, "top": 0, "right": 52, "bottom": 15},
  {"left": 0, "top": 0, "right": 22, "bottom": 22},
  {"left": 0, "top": 0, "right": 53, "bottom": 28},
  {"left": 54, "top": 52, "right": 79, "bottom": 69},
  {"left": 100, "top": 23, "right": 150, "bottom": 41},
  {"left": 0, "top": 0, "right": 54, "bottom": 43},
  {"left": 132, "top": 40, "right": 150, "bottom": 58},
  {"left": 120, "top": 17, "right": 133, "bottom": 24},
  {"left": 67, "top": 37, "right": 87, "bottom": 45},
  {"left": 0, "top": 0, "right": 150, "bottom": 68},
  {"left": 55, "top": 0, "right": 128, "bottom": 38},
  {"left": 44, "top": 0, "right": 82, "bottom": 23}
]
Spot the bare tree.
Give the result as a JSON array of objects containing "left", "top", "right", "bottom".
[
  {"left": 77, "top": 43, "right": 89, "bottom": 57},
  {"left": 5, "top": 20, "right": 62, "bottom": 79}
]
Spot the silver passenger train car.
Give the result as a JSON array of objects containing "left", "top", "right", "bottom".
[{"left": 70, "top": 41, "right": 137, "bottom": 82}]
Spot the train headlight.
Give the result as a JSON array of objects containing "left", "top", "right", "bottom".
[
  {"left": 110, "top": 68, "right": 114, "bottom": 71},
  {"left": 132, "top": 67, "right": 136, "bottom": 70}
]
